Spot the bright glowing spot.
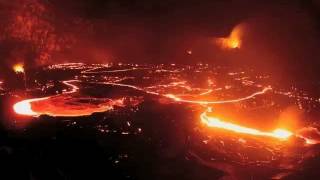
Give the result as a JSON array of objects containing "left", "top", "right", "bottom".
[
  {"left": 272, "top": 129, "right": 293, "bottom": 139},
  {"left": 13, "top": 97, "right": 48, "bottom": 116},
  {"left": 215, "top": 23, "right": 246, "bottom": 49},
  {"left": 229, "top": 38, "right": 240, "bottom": 49},
  {"left": 216, "top": 36, "right": 241, "bottom": 49},
  {"left": 164, "top": 94, "right": 181, "bottom": 101},
  {"left": 13, "top": 63, "right": 24, "bottom": 73},
  {"left": 201, "top": 112, "right": 293, "bottom": 140},
  {"left": 14, "top": 100, "right": 35, "bottom": 116}
]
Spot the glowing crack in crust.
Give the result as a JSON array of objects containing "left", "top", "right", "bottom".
[
  {"left": 15, "top": 63, "right": 320, "bottom": 143},
  {"left": 164, "top": 86, "right": 271, "bottom": 105},
  {"left": 13, "top": 66, "right": 272, "bottom": 118}
]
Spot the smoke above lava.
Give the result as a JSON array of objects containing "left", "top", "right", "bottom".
[
  {"left": 214, "top": 23, "right": 247, "bottom": 50},
  {"left": 0, "top": 0, "right": 320, "bottom": 78}
]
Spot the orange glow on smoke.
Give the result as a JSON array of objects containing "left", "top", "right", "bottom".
[
  {"left": 215, "top": 23, "right": 246, "bottom": 49},
  {"left": 200, "top": 111, "right": 293, "bottom": 140},
  {"left": 13, "top": 63, "right": 25, "bottom": 73},
  {"left": 228, "top": 38, "right": 240, "bottom": 49}
]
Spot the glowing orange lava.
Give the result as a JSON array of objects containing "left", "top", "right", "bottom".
[
  {"left": 12, "top": 80, "right": 127, "bottom": 117},
  {"left": 200, "top": 111, "right": 293, "bottom": 140},
  {"left": 13, "top": 63, "right": 25, "bottom": 73},
  {"left": 14, "top": 63, "right": 319, "bottom": 145},
  {"left": 13, "top": 97, "right": 49, "bottom": 116},
  {"left": 164, "top": 87, "right": 271, "bottom": 105},
  {"left": 215, "top": 23, "right": 246, "bottom": 49},
  {"left": 13, "top": 95, "right": 126, "bottom": 117}
]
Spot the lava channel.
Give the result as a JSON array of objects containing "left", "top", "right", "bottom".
[{"left": 200, "top": 111, "right": 293, "bottom": 140}]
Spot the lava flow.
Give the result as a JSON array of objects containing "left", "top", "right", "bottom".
[
  {"left": 164, "top": 86, "right": 271, "bottom": 105},
  {"left": 13, "top": 80, "right": 126, "bottom": 117},
  {"left": 201, "top": 110, "right": 293, "bottom": 140},
  {"left": 12, "top": 63, "right": 320, "bottom": 145},
  {"left": 13, "top": 97, "right": 50, "bottom": 116},
  {"left": 13, "top": 96, "right": 126, "bottom": 117}
]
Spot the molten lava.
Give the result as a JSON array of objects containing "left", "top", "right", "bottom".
[
  {"left": 164, "top": 87, "right": 271, "bottom": 105},
  {"left": 201, "top": 111, "right": 293, "bottom": 140},
  {"left": 13, "top": 96, "right": 125, "bottom": 117},
  {"left": 12, "top": 80, "right": 127, "bottom": 117},
  {"left": 14, "top": 97, "right": 49, "bottom": 116},
  {"left": 13, "top": 63, "right": 25, "bottom": 73},
  {"left": 13, "top": 63, "right": 320, "bottom": 145}
]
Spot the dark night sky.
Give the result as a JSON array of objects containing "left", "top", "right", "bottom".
[
  {"left": 47, "top": 0, "right": 320, "bottom": 60},
  {"left": 1, "top": 0, "right": 320, "bottom": 79}
]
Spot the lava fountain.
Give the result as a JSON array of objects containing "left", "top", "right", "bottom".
[
  {"left": 215, "top": 23, "right": 246, "bottom": 49},
  {"left": 13, "top": 63, "right": 25, "bottom": 73}
]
